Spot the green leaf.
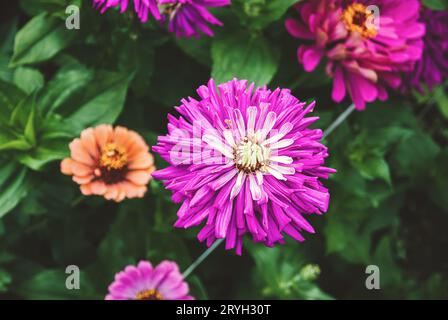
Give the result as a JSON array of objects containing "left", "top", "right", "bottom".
[
  {"left": 211, "top": 32, "right": 279, "bottom": 86},
  {"left": 176, "top": 37, "right": 212, "bottom": 66},
  {"left": 347, "top": 127, "right": 413, "bottom": 184},
  {"left": 234, "top": 0, "right": 299, "bottom": 30},
  {"left": 96, "top": 208, "right": 153, "bottom": 273},
  {"left": 371, "top": 237, "right": 403, "bottom": 289},
  {"left": 0, "top": 163, "right": 30, "bottom": 218},
  {"left": 13, "top": 67, "right": 44, "bottom": 94},
  {"left": 19, "top": 0, "right": 82, "bottom": 16},
  {"left": 295, "top": 281, "right": 333, "bottom": 300},
  {"left": 325, "top": 210, "right": 372, "bottom": 264},
  {"left": 18, "top": 136, "right": 69, "bottom": 170},
  {"left": 433, "top": 85, "right": 448, "bottom": 119},
  {"left": 38, "top": 56, "right": 93, "bottom": 113},
  {"left": 393, "top": 132, "right": 440, "bottom": 176},
  {"left": 0, "top": 78, "right": 26, "bottom": 113},
  {"left": 10, "top": 13, "right": 76, "bottom": 67},
  {"left": 422, "top": 0, "right": 448, "bottom": 10},
  {"left": 0, "top": 53, "right": 14, "bottom": 82},
  {"left": 9, "top": 93, "right": 36, "bottom": 129},
  {"left": 15, "top": 269, "right": 98, "bottom": 300},
  {"left": 65, "top": 71, "right": 132, "bottom": 131},
  {"left": 0, "top": 137, "right": 33, "bottom": 152},
  {"left": 249, "top": 243, "right": 332, "bottom": 299},
  {"left": 118, "top": 40, "right": 155, "bottom": 97},
  {"left": 288, "top": 62, "right": 332, "bottom": 89},
  {"left": 149, "top": 46, "right": 205, "bottom": 107},
  {"left": 14, "top": 105, "right": 75, "bottom": 170},
  {"left": 428, "top": 148, "right": 448, "bottom": 210},
  {"left": 0, "top": 269, "right": 12, "bottom": 293},
  {"left": 347, "top": 145, "right": 391, "bottom": 184},
  {"left": 24, "top": 101, "right": 37, "bottom": 146},
  {"left": 0, "top": 17, "right": 18, "bottom": 55},
  {"left": 358, "top": 155, "right": 391, "bottom": 184}
]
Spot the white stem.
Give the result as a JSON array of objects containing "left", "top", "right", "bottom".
[
  {"left": 182, "top": 239, "right": 224, "bottom": 279},
  {"left": 322, "top": 103, "right": 356, "bottom": 139}
]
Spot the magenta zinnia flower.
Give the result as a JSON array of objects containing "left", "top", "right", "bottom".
[
  {"left": 93, "top": 0, "right": 161, "bottom": 22},
  {"left": 106, "top": 260, "right": 194, "bottom": 300},
  {"left": 158, "top": 0, "right": 231, "bottom": 37},
  {"left": 152, "top": 78, "right": 335, "bottom": 255},
  {"left": 285, "top": 0, "right": 425, "bottom": 110},
  {"left": 403, "top": 7, "right": 448, "bottom": 93}
]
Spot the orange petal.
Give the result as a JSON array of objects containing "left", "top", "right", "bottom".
[
  {"left": 73, "top": 175, "right": 94, "bottom": 184},
  {"left": 127, "top": 152, "right": 154, "bottom": 170},
  {"left": 113, "top": 126, "right": 131, "bottom": 149},
  {"left": 69, "top": 139, "right": 96, "bottom": 166},
  {"left": 121, "top": 181, "right": 137, "bottom": 198},
  {"left": 71, "top": 161, "right": 94, "bottom": 177},
  {"left": 80, "top": 184, "right": 92, "bottom": 195},
  {"left": 104, "top": 184, "right": 118, "bottom": 201},
  {"left": 121, "top": 181, "right": 146, "bottom": 199},
  {"left": 80, "top": 127, "right": 100, "bottom": 160},
  {"left": 126, "top": 131, "right": 149, "bottom": 157},
  {"left": 126, "top": 170, "right": 152, "bottom": 185},
  {"left": 93, "top": 124, "right": 113, "bottom": 149},
  {"left": 115, "top": 183, "right": 127, "bottom": 202},
  {"left": 61, "top": 158, "right": 75, "bottom": 175},
  {"left": 136, "top": 186, "right": 147, "bottom": 198},
  {"left": 90, "top": 180, "right": 107, "bottom": 195}
]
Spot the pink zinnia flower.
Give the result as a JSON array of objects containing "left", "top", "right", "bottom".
[
  {"left": 285, "top": 0, "right": 425, "bottom": 110},
  {"left": 93, "top": 0, "right": 161, "bottom": 22},
  {"left": 106, "top": 260, "right": 194, "bottom": 300},
  {"left": 403, "top": 7, "right": 448, "bottom": 93},
  {"left": 152, "top": 79, "right": 335, "bottom": 254},
  {"left": 158, "top": 0, "right": 231, "bottom": 37}
]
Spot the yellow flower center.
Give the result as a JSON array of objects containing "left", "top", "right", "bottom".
[
  {"left": 100, "top": 143, "right": 128, "bottom": 171},
  {"left": 135, "top": 289, "right": 164, "bottom": 300},
  {"left": 235, "top": 136, "right": 270, "bottom": 173},
  {"left": 342, "top": 3, "right": 378, "bottom": 38}
]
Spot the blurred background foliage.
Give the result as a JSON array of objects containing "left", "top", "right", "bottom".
[{"left": 0, "top": 0, "right": 447, "bottom": 300}]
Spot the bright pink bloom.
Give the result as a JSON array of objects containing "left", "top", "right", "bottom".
[
  {"left": 152, "top": 79, "right": 335, "bottom": 254},
  {"left": 93, "top": 0, "right": 230, "bottom": 37},
  {"left": 106, "top": 260, "right": 194, "bottom": 300},
  {"left": 158, "top": 0, "right": 231, "bottom": 37},
  {"left": 403, "top": 7, "right": 448, "bottom": 93},
  {"left": 93, "top": 0, "right": 161, "bottom": 22},
  {"left": 285, "top": 0, "right": 425, "bottom": 110}
]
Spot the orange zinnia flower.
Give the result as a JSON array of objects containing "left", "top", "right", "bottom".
[{"left": 61, "top": 125, "right": 155, "bottom": 202}]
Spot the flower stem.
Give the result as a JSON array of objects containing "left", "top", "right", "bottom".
[
  {"left": 182, "top": 238, "right": 225, "bottom": 279},
  {"left": 322, "top": 103, "right": 356, "bottom": 139},
  {"left": 182, "top": 103, "right": 356, "bottom": 279}
]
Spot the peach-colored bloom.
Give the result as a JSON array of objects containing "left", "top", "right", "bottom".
[{"left": 61, "top": 125, "right": 155, "bottom": 202}]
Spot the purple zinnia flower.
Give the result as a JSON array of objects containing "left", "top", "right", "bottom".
[
  {"left": 106, "top": 260, "right": 194, "bottom": 300},
  {"left": 158, "top": 0, "right": 231, "bottom": 37},
  {"left": 93, "top": 0, "right": 161, "bottom": 23},
  {"left": 152, "top": 78, "right": 335, "bottom": 255},
  {"left": 403, "top": 7, "right": 448, "bottom": 93},
  {"left": 285, "top": 0, "right": 425, "bottom": 110}
]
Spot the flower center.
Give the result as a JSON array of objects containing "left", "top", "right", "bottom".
[
  {"left": 234, "top": 136, "right": 270, "bottom": 173},
  {"left": 159, "top": 3, "right": 182, "bottom": 18},
  {"left": 342, "top": 3, "right": 378, "bottom": 38},
  {"left": 135, "top": 289, "right": 164, "bottom": 300},
  {"left": 100, "top": 143, "right": 128, "bottom": 171}
]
